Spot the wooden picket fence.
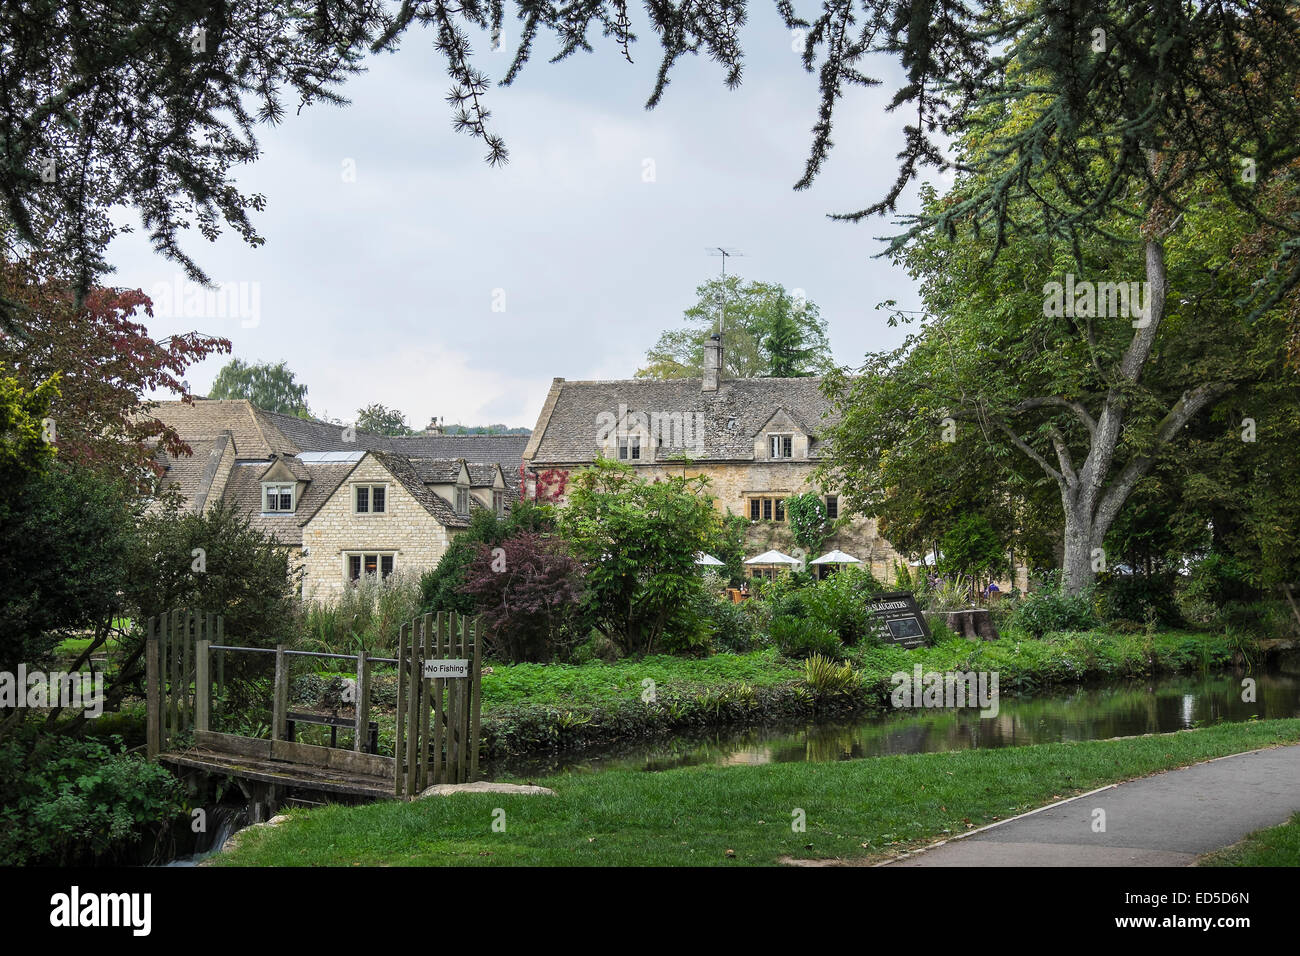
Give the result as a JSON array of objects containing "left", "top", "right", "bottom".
[
  {"left": 146, "top": 608, "right": 483, "bottom": 799},
  {"left": 394, "top": 611, "right": 483, "bottom": 797},
  {"left": 145, "top": 610, "right": 223, "bottom": 757}
]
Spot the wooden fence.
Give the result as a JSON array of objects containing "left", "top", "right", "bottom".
[
  {"left": 145, "top": 610, "right": 223, "bottom": 758},
  {"left": 394, "top": 611, "right": 483, "bottom": 797},
  {"left": 146, "top": 609, "right": 483, "bottom": 799}
]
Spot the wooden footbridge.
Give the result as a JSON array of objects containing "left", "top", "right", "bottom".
[{"left": 146, "top": 610, "right": 483, "bottom": 819}]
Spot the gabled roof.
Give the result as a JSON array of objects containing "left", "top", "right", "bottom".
[
  {"left": 155, "top": 433, "right": 231, "bottom": 512},
  {"left": 370, "top": 452, "right": 471, "bottom": 528},
  {"left": 525, "top": 376, "right": 835, "bottom": 464},
  {"left": 150, "top": 399, "right": 297, "bottom": 458},
  {"left": 223, "top": 458, "right": 360, "bottom": 546}
]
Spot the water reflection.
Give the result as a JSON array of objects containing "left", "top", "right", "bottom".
[{"left": 486, "top": 669, "right": 1300, "bottom": 779}]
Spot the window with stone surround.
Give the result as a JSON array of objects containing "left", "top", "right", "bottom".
[
  {"left": 492, "top": 489, "right": 505, "bottom": 516},
  {"left": 354, "top": 484, "right": 387, "bottom": 514},
  {"left": 262, "top": 482, "right": 294, "bottom": 512},
  {"left": 455, "top": 484, "right": 469, "bottom": 514},
  {"left": 347, "top": 553, "right": 394, "bottom": 581},
  {"left": 748, "top": 495, "right": 786, "bottom": 522},
  {"left": 825, "top": 495, "right": 839, "bottom": 519},
  {"left": 768, "top": 434, "right": 793, "bottom": 459}
]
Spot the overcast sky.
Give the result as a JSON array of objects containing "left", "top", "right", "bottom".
[{"left": 109, "top": 9, "right": 940, "bottom": 429}]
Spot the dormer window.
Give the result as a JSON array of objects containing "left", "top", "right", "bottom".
[
  {"left": 455, "top": 485, "right": 469, "bottom": 513},
  {"left": 492, "top": 490, "right": 505, "bottom": 516},
  {"left": 263, "top": 483, "right": 294, "bottom": 513},
  {"left": 619, "top": 437, "right": 641, "bottom": 461},
  {"left": 769, "top": 434, "right": 793, "bottom": 459},
  {"left": 355, "top": 484, "right": 386, "bottom": 514}
]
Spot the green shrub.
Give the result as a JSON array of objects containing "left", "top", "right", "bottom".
[
  {"left": 770, "top": 615, "right": 843, "bottom": 659},
  {"left": 1100, "top": 573, "right": 1181, "bottom": 626},
  {"left": 1010, "top": 583, "right": 1100, "bottom": 638},
  {"left": 708, "top": 598, "right": 763, "bottom": 653},
  {"left": 803, "top": 567, "right": 881, "bottom": 645},
  {"left": 0, "top": 727, "right": 186, "bottom": 865}
]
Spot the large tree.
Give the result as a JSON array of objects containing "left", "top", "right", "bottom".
[
  {"left": 209, "top": 358, "right": 310, "bottom": 416},
  {"left": 557, "top": 459, "right": 720, "bottom": 655},
  {"left": 0, "top": 259, "right": 230, "bottom": 484},
  {"left": 825, "top": 166, "right": 1299, "bottom": 593},
  {"left": 638, "top": 277, "right": 832, "bottom": 379},
  {"left": 5, "top": 2, "right": 1297, "bottom": 342},
  {"left": 355, "top": 403, "right": 414, "bottom": 436}
]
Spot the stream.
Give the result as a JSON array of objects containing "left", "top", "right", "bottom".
[{"left": 483, "top": 666, "right": 1300, "bottom": 778}]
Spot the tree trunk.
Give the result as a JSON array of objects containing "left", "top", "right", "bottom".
[{"left": 1061, "top": 506, "right": 1098, "bottom": 593}]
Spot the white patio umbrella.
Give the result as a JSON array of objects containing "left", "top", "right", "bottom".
[
  {"left": 808, "top": 549, "right": 861, "bottom": 566},
  {"left": 694, "top": 552, "right": 726, "bottom": 566},
  {"left": 744, "top": 549, "right": 802, "bottom": 571}
]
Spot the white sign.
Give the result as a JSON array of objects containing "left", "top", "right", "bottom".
[{"left": 423, "top": 659, "right": 470, "bottom": 679}]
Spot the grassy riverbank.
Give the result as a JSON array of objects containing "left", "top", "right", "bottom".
[
  {"left": 215, "top": 718, "right": 1300, "bottom": 867},
  {"left": 1199, "top": 812, "right": 1300, "bottom": 866},
  {"left": 469, "top": 628, "right": 1254, "bottom": 756}
]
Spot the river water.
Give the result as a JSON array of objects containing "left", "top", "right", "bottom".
[{"left": 483, "top": 666, "right": 1300, "bottom": 779}]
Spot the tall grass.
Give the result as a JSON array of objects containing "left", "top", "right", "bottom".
[{"left": 301, "top": 570, "right": 424, "bottom": 662}]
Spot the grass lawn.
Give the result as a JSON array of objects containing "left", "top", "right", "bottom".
[
  {"left": 1198, "top": 812, "right": 1300, "bottom": 866},
  {"left": 214, "top": 717, "right": 1300, "bottom": 867}
]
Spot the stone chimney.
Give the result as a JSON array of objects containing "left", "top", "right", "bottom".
[{"left": 703, "top": 333, "right": 723, "bottom": 392}]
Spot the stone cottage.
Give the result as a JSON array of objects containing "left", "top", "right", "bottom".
[
  {"left": 149, "top": 399, "right": 527, "bottom": 601},
  {"left": 521, "top": 333, "right": 908, "bottom": 579}
]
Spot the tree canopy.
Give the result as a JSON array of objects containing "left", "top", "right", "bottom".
[
  {"left": 638, "top": 277, "right": 832, "bottom": 379},
  {"left": 355, "top": 403, "right": 414, "bottom": 436},
  {"left": 209, "top": 359, "right": 310, "bottom": 417}
]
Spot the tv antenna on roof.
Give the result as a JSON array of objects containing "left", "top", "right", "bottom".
[{"left": 706, "top": 247, "right": 745, "bottom": 337}]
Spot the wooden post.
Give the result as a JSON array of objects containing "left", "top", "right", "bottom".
[
  {"left": 194, "top": 639, "right": 210, "bottom": 733},
  {"left": 394, "top": 623, "right": 408, "bottom": 797},
  {"left": 404, "top": 617, "right": 422, "bottom": 797},
  {"left": 146, "top": 617, "right": 160, "bottom": 759},
  {"left": 168, "top": 609, "right": 181, "bottom": 743},
  {"left": 417, "top": 612, "right": 433, "bottom": 792},
  {"left": 470, "top": 617, "right": 482, "bottom": 782},
  {"left": 272, "top": 644, "right": 289, "bottom": 742},
  {"left": 449, "top": 613, "right": 463, "bottom": 781},
  {"left": 181, "top": 610, "right": 193, "bottom": 731},
  {"left": 354, "top": 650, "right": 371, "bottom": 753},
  {"left": 432, "top": 611, "right": 446, "bottom": 785}
]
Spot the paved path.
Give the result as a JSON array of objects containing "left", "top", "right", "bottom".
[{"left": 883, "top": 744, "right": 1300, "bottom": 867}]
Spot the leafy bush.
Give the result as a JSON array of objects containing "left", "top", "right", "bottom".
[
  {"left": 1100, "top": 573, "right": 1181, "bottom": 626},
  {"left": 785, "top": 493, "right": 828, "bottom": 554},
  {"left": 1184, "top": 551, "right": 1256, "bottom": 607},
  {"left": 0, "top": 726, "right": 186, "bottom": 865},
  {"left": 460, "top": 533, "right": 587, "bottom": 662},
  {"left": 707, "top": 597, "right": 763, "bottom": 653},
  {"left": 1010, "top": 583, "right": 1100, "bottom": 638},
  {"left": 770, "top": 615, "right": 843, "bottom": 659},
  {"left": 803, "top": 567, "right": 882, "bottom": 645}
]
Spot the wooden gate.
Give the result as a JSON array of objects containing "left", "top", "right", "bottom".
[
  {"left": 394, "top": 611, "right": 483, "bottom": 797},
  {"left": 145, "top": 610, "right": 223, "bottom": 757}
]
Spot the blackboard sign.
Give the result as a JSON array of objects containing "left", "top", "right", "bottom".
[{"left": 866, "top": 591, "right": 931, "bottom": 649}]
